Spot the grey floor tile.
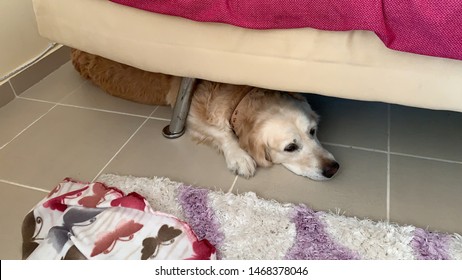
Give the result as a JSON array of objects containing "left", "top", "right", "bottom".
[
  {"left": 0, "top": 182, "right": 47, "bottom": 259},
  {"left": 102, "top": 119, "right": 236, "bottom": 191},
  {"left": 19, "top": 62, "right": 85, "bottom": 102},
  {"left": 0, "top": 106, "right": 145, "bottom": 190},
  {"left": 152, "top": 105, "right": 173, "bottom": 120},
  {"left": 60, "top": 82, "right": 157, "bottom": 116},
  {"left": 390, "top": 155, "right": 462, "bottom": 234},
  {"left": 305, "top": 94, "right": 388, "bottom": 150},
  {"left": 233, "top": 145, "right": 388, "bottom": 221},
  {"left": 0, "top": 99, "right": 53, "bottom": 147},
  {"left": 0, "top": 82, "right": 15, "bottom": 108},
  {"left": 390, "top": 105, "right": 462, "bottom": 161},
  {"left": 10, "top": 46, "right": 71, "bottom": 95}
]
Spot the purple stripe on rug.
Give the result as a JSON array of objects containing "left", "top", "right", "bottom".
[
  {"left": 178, "top": 185, "right": 224, "bottom": 257},
  {"left": 284, "top": 205, "right": 359, "bottom": 260},
  {"left": 411, "top": 228, "right": 450, "bottom": 260}
]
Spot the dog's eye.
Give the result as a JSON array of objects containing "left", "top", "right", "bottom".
[
  {"left": 309, "top": 128, "right": 316, "bottom": 136},
  {"left": 284, "top": 143, "right": 299, "bottom": 152}
]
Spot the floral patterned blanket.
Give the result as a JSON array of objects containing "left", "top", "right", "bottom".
[{"left": 21, "top": 178, "right": 216, "bottom": 260}]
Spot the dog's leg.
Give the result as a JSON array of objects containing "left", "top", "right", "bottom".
[
  {"left": 162, "top": 77, "right": 196, "bottom": 139},
  {"left": 188, "top": 122, "right": 256, "bottom": 178},
  {"left": 221, "top": 134, "right": 257, "bottom": 178}
]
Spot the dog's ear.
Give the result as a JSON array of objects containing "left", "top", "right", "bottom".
[
  {"left": 239, "top": 128, "right": 273, "bottom": 168},
  {"left": 286, "top": 92, "right": 306, "bottom": 101},
  {"left": 233, "top": 90, "right": 273, "bottom": 167},
  {"left": 257, "top": 141, "right": 273, "bottom": 167},
  {"left": 310, "top": 110, "right": 320, "bottom": 123}
]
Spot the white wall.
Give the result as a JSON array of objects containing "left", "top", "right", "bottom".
[{"left": 0, "top": 0, "right": 51, "bottom": 77}]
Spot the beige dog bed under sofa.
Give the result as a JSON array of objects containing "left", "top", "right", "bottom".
[{"left": 32, "top": 0, "right": 462, "bottom": 136}]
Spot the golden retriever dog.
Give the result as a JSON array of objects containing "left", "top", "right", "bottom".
[{"left": 71, "top": 49, "right": 339, "bottom": 180}]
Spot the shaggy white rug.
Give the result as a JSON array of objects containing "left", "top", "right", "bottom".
[{"left": 98, "top": 174, "right": 462, "bottom": 260}]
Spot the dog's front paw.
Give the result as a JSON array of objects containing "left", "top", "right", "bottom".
[{"left": 225, "top": 150, "right": 256, "bottom": 178}]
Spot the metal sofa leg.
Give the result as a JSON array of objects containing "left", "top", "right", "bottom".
[{"left": 162, "top": 77, "right": 196, "bottom": 139}]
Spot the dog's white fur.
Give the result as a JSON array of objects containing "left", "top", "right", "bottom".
[{"left": 71, "top": 49, "right": 339, "bottom": 180}]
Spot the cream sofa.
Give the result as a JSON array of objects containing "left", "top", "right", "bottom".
[{"left": 33, "top": 0, "right": 462, "bottom": 119}]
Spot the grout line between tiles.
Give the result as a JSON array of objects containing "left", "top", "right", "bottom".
[
  {"left": 321, "top": 142, "right": 388, "bottom": 154},
  {"left": 0, "top": 179, "right": 50, "bottom": 194},
  {"left": 227, "top": 176, "right": 239, "bottom": 193},
  {"left": 55, "top": 80, "right": 88, "bottom": 103},
  {"left": 91, "top": 112, "right": 155, "bottom": 182},
  {"left": 8, "top": 80, "right": 17, "bottom": 97},
  {"left": 148, "top": 116, "right": 171, "bottom": 122},
  {"left": 16, "top": 96, "right": 57, "bottom": 105},
  {"left": 389, "top": 152, "right": 462, "bottom": 165},
  {"left": 57, "top": 103, "right": 169, "bottom": 121},
  {"left": 322, "top": 141, "right": 462, "bottom": 165},
  {"left": 150, "top": 106, "right": 160, "bottom": 115},
  {"left": 0, "top": 82, "right": 87, "bottom": 150},
  {"left": 54, "top": 81, "right": 163, "bottom": 120},
  {"left": 17, "top": 79, "right": 87, "bottom": 106},
  {"left": 0, "top": 103, "right": 58, "bottom": 150},
  {"left": 386, "top": 104, "right": 391, "bottom": 222},
  {"left": 57, "top": 103, "right": 149, "bottom": 119},
  {"left": 18, "top": 95, "right": 166, "bottom": 120}
]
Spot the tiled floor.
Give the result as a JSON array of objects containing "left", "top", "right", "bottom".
[{"left": 1, "top": 59, "right": 462, "bottom": 259}]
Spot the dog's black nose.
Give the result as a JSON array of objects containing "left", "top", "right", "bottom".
[{"left": 322, "top": 161, "right": 339, "bottom": 178}]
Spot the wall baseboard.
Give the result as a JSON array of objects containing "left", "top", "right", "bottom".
[{"left": 0, "top": 46, "right": 71, "bottom": 108}]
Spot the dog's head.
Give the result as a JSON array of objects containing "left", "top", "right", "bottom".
[{"left": 234, "top": 90, "right": 339, "bottom": 181}]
